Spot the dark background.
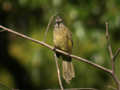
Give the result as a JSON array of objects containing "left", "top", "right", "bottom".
[{"left": 0, "top": 0, "right": 120, "bottom": 90}]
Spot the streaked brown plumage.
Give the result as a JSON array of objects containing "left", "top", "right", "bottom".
[{"left": 53, "top": 16, "right": 75, "bottom": 84}]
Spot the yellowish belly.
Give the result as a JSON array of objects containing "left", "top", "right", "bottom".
[{"left": 54, "top": 34, "right": 66, "bottom": 49}]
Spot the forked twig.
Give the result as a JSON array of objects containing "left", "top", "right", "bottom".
[{"left": 105, "top": 22, "right": 120, "bottom": 90}]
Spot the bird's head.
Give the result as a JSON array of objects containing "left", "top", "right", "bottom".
[{"left": 55, "top": 16, "right": 63, "bottom": 25}]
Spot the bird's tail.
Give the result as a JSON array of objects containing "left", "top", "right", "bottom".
[{"left": 62, "top": 60, "right": 75, "bottom": 84}]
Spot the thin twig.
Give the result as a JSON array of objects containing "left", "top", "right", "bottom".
[
  {"left": 105, "top": 22, "right": 113, "bottom": 59},
  {"left": 0, "top": 25, "right": 112, "bottom": 74},
  {"left": 105, "top": 22, "right": 115, "bottom": 80},
  {"left": 54, "top": 53, "right": 64, "bottom": 90},
  {"left": 113, "top": 48, "right": 120, "bottom": 61},
  {"left": 43, "top": 15, "right": 55, "bottom": 42}
]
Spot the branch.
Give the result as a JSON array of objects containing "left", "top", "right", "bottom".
[
  {"left": 105, "top": 22, "right": 113, "bottom": 59},
  {"left": 54, "top": 53, "right": 64, "bottom": 90},
  {"left": 105, "top": 22, "right": 115, "bottom": 71},
  {"left": 105, "top": 22, "right": 120, "bottom": 90},
  {"left": 43, "top": 15, "right": 55, "bottom": 42},
  {"left": 0, "top": 25, "right": 112, "bottom": 74}
]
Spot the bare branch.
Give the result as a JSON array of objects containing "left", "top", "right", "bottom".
[
  {"left": 43, "top": 15, "right": 55, "bottom": 42},
  {"left": 54, "top": 53, "right": 64, "bottom": 90},
  {"left": 105, "top": 22, "right": 120, "bottom": 90},
  {"left": 0, "top": 25, "right": 112, "bottom": 74},
  {"left": 105, "top": 22, "right": 113, "bottom": 59},
  {"left": 113, "top": 48, "right": 120, "bottom": 61}
]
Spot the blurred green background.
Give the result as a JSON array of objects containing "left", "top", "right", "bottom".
[{"left": 0, "top": 0, "right": 120, "bottom": 90}]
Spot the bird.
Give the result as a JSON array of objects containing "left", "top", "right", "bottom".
[{"left": 53, "top": 16, "right": 75, "bottom": 84}]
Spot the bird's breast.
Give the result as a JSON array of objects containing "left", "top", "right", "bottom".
[{"left": 53, "top": 28, "right": 68, "bottom": 49}]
